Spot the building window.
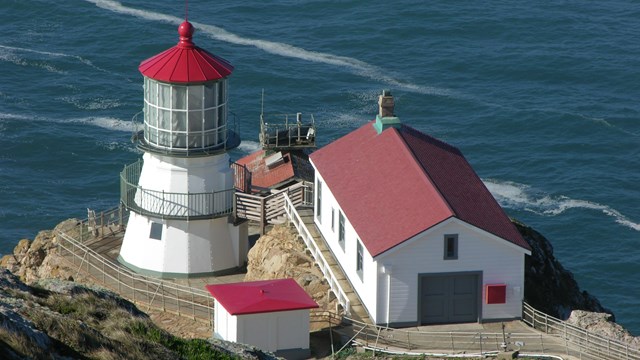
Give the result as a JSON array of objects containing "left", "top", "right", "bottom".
[
  {"left": 444, "top": 234, "right": 458, "bottom": 260},
  {"left": 150, "top": 222, "right": 163, "bottom": 240},
  {"left": 316, "top": 179, "right": 322, "bottom": 222},
  {"left": 331, "top": 208, "right": 335, "bottom": 231},
  {"left": 338, "top": 211, "right": 345, "bottom": 250},
  {"left": 356, "top": 240, "right": 364, "bottom": 280}
]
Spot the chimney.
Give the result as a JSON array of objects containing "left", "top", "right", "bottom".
[
  {"left": 373, "top": 90, "right": 401, "bottom": 134},
  {"left": 378, "top": 89, "right": 395, "bottom": 117}
]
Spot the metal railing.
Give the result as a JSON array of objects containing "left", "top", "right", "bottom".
[
  {"left": 523, "top": 302, "right": 640, "bottom": 360},
  {"left": 120, "top": 159, "right": 234, "bottom": 220},
  {"left": 230, "top": 161, "right": 252, "bottom": 193},
  {"left": 259, "top": 112, "right": 316, "bottom": 149},
  {"left": 282, "top": 192, "right": 351, "bottom": 316},
  {"left": 55, "top": 216, "right": 215, "bottom": 327},
  {"left": 334, "top": 315, "right": 561, "bottom": 357}
]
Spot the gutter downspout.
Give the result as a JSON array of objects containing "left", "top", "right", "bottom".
[{"left": 384, "top": 264, "right": 392, "bottom": 327}]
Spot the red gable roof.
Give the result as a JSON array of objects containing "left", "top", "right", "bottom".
[
  {"left": 309, "top": 122, "right": 530, "bottom": 257},
  {"left": 205, "top": 279, "right": 318, "bottom": 316},
  {"left": 139, "top": 21, "right": 233, "bottom": 83}
]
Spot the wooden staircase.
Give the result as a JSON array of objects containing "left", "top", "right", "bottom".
[{"left": 295, "top": 208, "right": 373, "bottom": 325}]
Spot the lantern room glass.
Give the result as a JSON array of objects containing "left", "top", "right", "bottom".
[{"left": 143, "top": 77, "right": 228, "bottom": 151}]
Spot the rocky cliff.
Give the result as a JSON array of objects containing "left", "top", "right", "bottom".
[{"left": 515, "top": 220, "right": 611, "bottom": 318}]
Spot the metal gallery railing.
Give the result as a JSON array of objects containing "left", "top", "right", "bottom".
[{"left": 120, "top": 159, "right": 234, "bottom": 220}]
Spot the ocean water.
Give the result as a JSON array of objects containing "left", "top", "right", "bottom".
[{"left": 1, "top": 0, "right": 638, "bottom": 333}]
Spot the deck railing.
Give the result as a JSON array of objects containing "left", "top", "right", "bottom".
[
  {"left": 55, "top": 218, "right": 215, "bottom": 326},
  {"left": 235, "top": 181, "right": 313, "bottom": 233},
  {"left": 120, "top": 159, "right": 234, "bottom": 220},
  {"left": 282, "top": 192, "right": 351, "bottom": 316},
  {"left": 523, "top": 302, "right": 640, "bottom": 360},
  {"left": 259, "top": 112, "right": 316, "bottom": 149}
]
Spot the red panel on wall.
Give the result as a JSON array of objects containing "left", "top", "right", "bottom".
[{"left": 485, "top": 284, "right": 507, "bottom": 304}]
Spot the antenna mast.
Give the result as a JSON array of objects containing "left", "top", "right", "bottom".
[
  {"left": 260, "top": 89, "right": 265, "bottom": 121},
  {"left": 185, "top": 0, "right": 189, "bottom": 21}
]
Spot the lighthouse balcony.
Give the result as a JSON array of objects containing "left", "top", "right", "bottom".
[{"left": 120, "top": 160, "right": 234, "bottom": 220}]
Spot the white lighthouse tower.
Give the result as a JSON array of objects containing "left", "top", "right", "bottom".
[{"left": 118, "top": 20, "right": 248, "bottom": 278}]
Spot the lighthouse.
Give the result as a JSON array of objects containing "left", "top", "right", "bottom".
[{"left": 118, "top": 20, "right": 248, "bottom": 278}]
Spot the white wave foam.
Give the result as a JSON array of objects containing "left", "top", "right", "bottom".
[
  {"left": 237, "top": 140, "right": 261, "bottom": 154},
  {"left": 575, "top": 113, "right": 640, "bottom": 137},
  {"left": 0, "top": 112, "right": 31, "bottom": 120},
  {"left": 68, "top": 117, "right": 134, "bottom": 132},
  {"left": 484, "top": 179, "right": 640, "bottom": 232},
  {"left": 0, "top": 44, "right": 131, "bottom": 82},
  {"left": 58, "top": 96, "right": 122, "bottom": 110},
  {"left": 96, "top": 140, "right": 140, "bottom": 154},
  {"left": 0, "top": 46, "right": 66, "bottom": 74},
  {"left": 84, "top": 0, "right": 452, "bottom": 96}
]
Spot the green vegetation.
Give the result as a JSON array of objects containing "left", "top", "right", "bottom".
[
  {"left": 0, "top": 277, "right": 240, "bottom": 360},
  {"left": 128, "top": 320, "right": 238, "bottom": 360}
]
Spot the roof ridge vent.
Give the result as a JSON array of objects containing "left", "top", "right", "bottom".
[{"left": 374, "top": 89, "right": 401, "bottom": 134}]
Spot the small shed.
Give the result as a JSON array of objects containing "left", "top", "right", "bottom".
[{"left": 205, "top": 278, "right": 318, "bottom": 359}]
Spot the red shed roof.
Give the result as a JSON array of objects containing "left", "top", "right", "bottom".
[
  {"left": 205, "top": 279, "right": 318, "bottom": 315},
  {"left": 236, "top": 150, "right": 295, "bottom": 190},
  {"left": 139, "top": 21, "right": 233, "bottom": 83},
  {"left": 309, "top": 121, "right": 530, "bottom": 257}
]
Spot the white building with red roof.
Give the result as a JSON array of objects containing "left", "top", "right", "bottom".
[
  {"left": 206, "top": 279, "right": 318, "bottom": 359},
  {"left": 309, "top": 91, "right": 531, "bottom": 326}
]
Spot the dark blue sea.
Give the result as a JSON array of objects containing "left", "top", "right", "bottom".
[{"left": 1, "top": 0, "right": 639, "bottom": 334}]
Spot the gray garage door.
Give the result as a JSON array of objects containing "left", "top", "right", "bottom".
[{"left": 420, "top": 273, "right": 479, "bottom": 324}]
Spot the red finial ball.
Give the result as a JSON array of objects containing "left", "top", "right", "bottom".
[
  {"left": 177, "top": 21, "right": 195, "bottom": 48},
  {"left": 178, "top": 21, "right": 194, "bottom": 38}
]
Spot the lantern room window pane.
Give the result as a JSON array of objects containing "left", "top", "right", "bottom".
[
  {"left": 188, "top": 134, "right": 202, "bottom": 148},
  {"left": 172, "top": 86, "right": 186, "bottom": 110},
  {"left": 158, "top": 130, "right": 170, "bottom": 147},
  {"left": 204, "top": 109, "right": 217, "bottom": 131},
  {"left": 173, "top": 133, "right": 186, "bottom": 148},
  {"left": 204, "top": 132, "right": 217, "bottom": 147},
  {"left": 188, "top": 85, "right": 203, "bottom": 110},
  {"left": 218, "top": 82, "right": 226, "bottom": 106},
  {"left": 148, "top": 80, "right": 157, "bottom": 105},
  {"left": 159, "top": 84, "right": 171, "bottom": 108},
  {"left": 147, "top": 105, "right": 157, "bottom": 127},
  {"left": 172, "top": 111, "right": 186, "bottom": 132},
  {"left": 204, "top": 83, "right": 217, "bottom": 108},
  {"left": 159, "top": 109, "right": 170, "bottom": 131}
]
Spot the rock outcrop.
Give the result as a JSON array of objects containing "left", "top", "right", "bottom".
[
  {"left": 245, "top": 225, "right": 338, "bottom": 316},
  {"left": 0, "top": 219, "right": 79, "bottom": 284},
  {"left": 566, "top": 310, "right": 640, "bottom": 348},
  {"left": 515, "top": 220, "right": 611, "bottom": 319}
]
